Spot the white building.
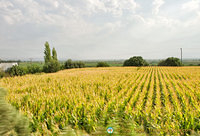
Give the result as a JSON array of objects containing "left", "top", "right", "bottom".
[{"left": 0, "top": 63, "right": 18, "bottom": 71}]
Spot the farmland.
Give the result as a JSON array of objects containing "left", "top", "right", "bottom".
[
  {"left": 17, "top": 59, "right": 200, "bottom": 68},
  {"left": 0, "top": 67, "right": 200, "bottom": 135}
]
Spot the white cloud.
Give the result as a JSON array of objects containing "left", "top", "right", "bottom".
[
  {"left": 86, "top": 0, "right": 107, "bottom": 13},
  {"left": 65, "top": 0, "right": 139, "bottom": 18},
  {"left": 182, "top": 0, "right": 200, "bottom": 12},
  {"left": 0, "top": 0, "right": 13, "bottom": 8},
  {"left": 0, "top": 5, "right": 23, "bottom": 24},
  {"left": 152, "top": 0, "right": 165, "bottom": 15},
  {"left": 0, "top": 0, "right": 200, "bottom": 59},
  {"left": 0, "top": 0, "right": 139, "bottom": 26},
  {"left": 180, "top": 0, "right": 200, "bottom": 27},
  {"left": 53, "top": 1, "right": 59, "bottom": 8},
  {"left": 102, "top": 0, "right": 139, "bottom": 17}
]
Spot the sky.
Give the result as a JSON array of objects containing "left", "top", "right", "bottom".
[{"left": 0, "top": 0, "right": 200, "bottom": 60}]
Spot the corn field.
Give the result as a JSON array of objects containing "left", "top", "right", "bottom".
[{"left": 0, "top": 67, "right": 200, "bottom": 135}]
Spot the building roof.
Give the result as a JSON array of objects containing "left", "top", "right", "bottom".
[{"left": 0, "top": 63, "right": 18, "bottom": 71}]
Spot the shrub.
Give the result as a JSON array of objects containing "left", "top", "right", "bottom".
[
  {"left": 158, "top": 57, "right": 182, "bottom": 66},
  {"left": 0, "top": 71, "right": 5, "bottom": 78},
  {"left": 6, "top": 65, "right": 26, "bottom": 76},
  {"left": 60, "top": 64, "right": 65, "bottom": 70},
  {"left": 123, "top": 56, "right": 149, "bottom": 66},
  {"left": 27, "top": 65, "right": 42, "bottom": 74},
  {"left": 96, "top": 62, "right": 110, "bottom": 67},
  {"left": 73, "top": 62, "right": 79, "bottom": 68},
  {"left": 43, "top": 60, "right": 60, "bottom": 73},
  {"left": 76, "top": 61, "right": 85, "bottom": 68},
  {"left": 64, "top": 60, "right": 85, "bottom": 69},
  {"left": 0, "top": 69, "right": 9, "bottom": 78},
  {"left": 0, "top": 88, "right": 30, "bottom": 135},
  {"left": 64, "top": 59, "right": 74, "bottom": 69}
]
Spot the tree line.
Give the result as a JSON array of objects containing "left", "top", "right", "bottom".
[
  {"left": 123, "top": 56, "right": 182, "bottom": 67},
  {"left": 0, "top": 42, "right": 184, "bottom": 77},
  {"left": 0, "top": 42, "right": 87, "bottom": 77}
]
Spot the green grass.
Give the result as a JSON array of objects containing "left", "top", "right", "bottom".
[
  {"left": 83, "top": 60, "right": 124, "bottom": 67},
  {"left": 19, "top": 60, "right": 124, "bottom": 68},
  {"left": 182, "top": 60, "right": 200, "bottom": 66},
  {"left": 18, "top": 59, "right": 200, "bottom": 68},
  {"left": 19, "top": 61, "right": 44, "bottom": 68}
]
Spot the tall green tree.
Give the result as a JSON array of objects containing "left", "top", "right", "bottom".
[
  {"left": 52, "top": 47, "right": 58, "bottom": 61},
  {"left": 44, "top": 42, "right": 52, "bottom": 64},
  {"left": 43, "top": 42, "right": 60, "bottom": 73}
]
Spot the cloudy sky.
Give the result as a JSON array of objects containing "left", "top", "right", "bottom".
[{"left": 0, "top": 0, "right": 200, "bottom": 60}]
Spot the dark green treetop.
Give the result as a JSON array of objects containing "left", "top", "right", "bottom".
[
  {"left": 158, "top": 57, "right": 182, "bottom": 66},
  {"left": 123, "top": 56, "right": 149, "bottom": 66},
  {"left": 44, "top": 42, "right": 52, "bottom": 64},
  {"left": 52, "top": 47, "right": 58, "bottom": 61}
]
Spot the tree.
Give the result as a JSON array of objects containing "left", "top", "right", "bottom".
[
  {"left": 52, "top": 47, "right": 58, "bottom": 61},
  {"left": 43, "top": 42, "right": 60, "bottom": 73},
  {"left": 44, "top": 42, "right": 52, "bottom": 63},
  {"left": 96, "top": 62, "right": 110, "bottom": 67},
  {"left": 64, "top": 59, "right": 74, "bottom": 69},
  {"left": 64, "top": 60, "right": 85, "bottom": 69},
  {"left": 7, "top": 65, "right": 26, "bottom": 76},
  {"left": 123, "top": 56, "right": 149, "bottom": 66},
  {"left": 77, "top": 61, "right": 85, "bottom": 68},
  {"left": 158, "top": 57, "right": 182, "bottom": 66},
  {"left": 43, "top": 59, "right": 60, "bottom": 73},
  {"left": 27, "top": 65, "right": 42, "bottom": 74}
]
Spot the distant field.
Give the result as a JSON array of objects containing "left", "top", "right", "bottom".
[
  {"left": 19, "top": 60, "right": 124, "bottom": 67},
  {"left": 0, "top": 67, "right": 200, "bottom": 135},
  {"left": 182, "top": 60, "right": 200, "bottom": 66},
  {"left": 83, "top": 60, "right": 124, "bottom": 67},
  {"left": 18, "top": 59, "right": 200, "bottom": 68},
  {"left": 19, "top": 61, "right": 44, "bottom": 68}
]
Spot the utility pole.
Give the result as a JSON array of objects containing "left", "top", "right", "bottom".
[{"left": 180, "top": 48, "right": 183, "bottom": 65}]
